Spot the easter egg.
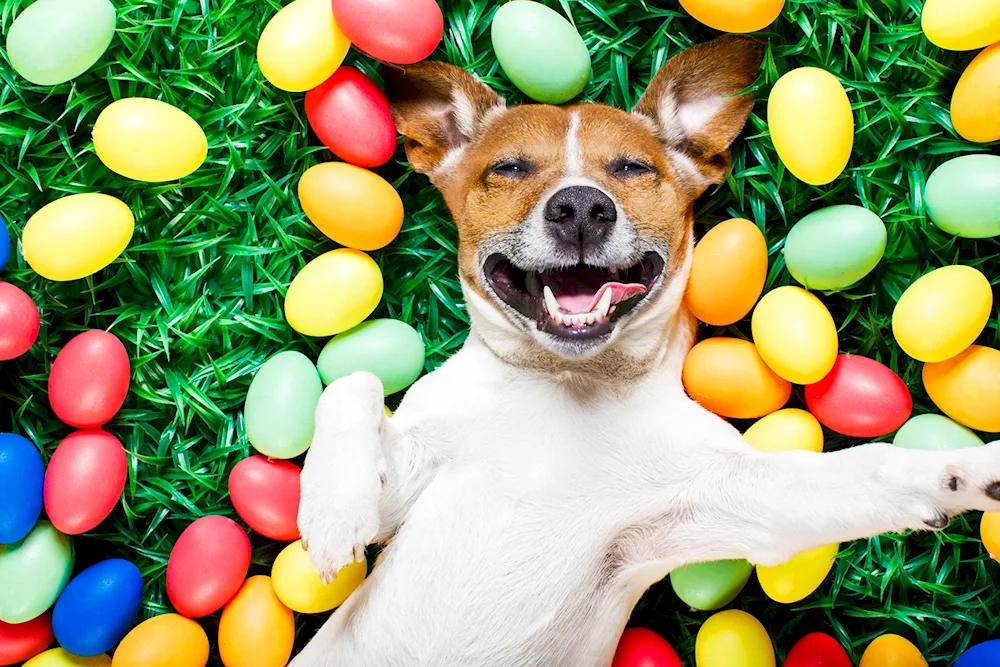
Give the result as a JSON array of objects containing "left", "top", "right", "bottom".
[
  {"left": 751, "top": 286, "right": 838, "bottom": 384},
  {"left": 743, "top": 409, "right": 823, "bottom": 453},
  {"left": 805, "top": 355, "right": 911, "bottom": 437},
  {"left": 6, "top": 0, "right": 115, "bottom": 86},
  {"left": 757, "top": 543, "right": 838, "bottom": 604},
  {"left": 305, "top": 67, "right": 397, "bottom": 168},
  {"left": 228, "top": 456, "right": 301, "bottom": 541},
  {"left": 683, "top": 338, "right": 791, "bottom": 419},
  {"left": 859, "top": 635, "right": 927, "bottom": 667},
  {"left": 922, "top": 0, "right": 1000, "bottom": 51},
  {"left": 892, "top": 414, "right": 984, "bottom": 451},
  {"left": 612, "top": 628, "right": 683, "bottom": 667},
  {"left": 0, "top": 521, "right": 73, "bottom": 624},
  {"left": 678, "top": 0, "right": 784, "bottom": 32},
  {"left": 24, "top": 649, "right": 110, "bottom": 667},
  {"left": 491, "top": 0, "right": 591, "bottom": 104},
  {"left": 892, "top": 265, "right": 992, "bottom": 363},
  {"left": 167, "top": 516, "right": 251, "bottom": 618},
  {"left": 43, "top": 430, "right": 127, "bottom": 535},
  {"left": 218, "top": 576, "right": 294, "bottom": 667},
  {"left": 317, "top": 319, "right": 425, "bottom": 394},
  {"left": 0, "top": 214, "right": 9, "bottom": 271},
  {"left": 244, "top": 351, "right": 323, "bottom": 459},
  {"left": 0, "top": 610, "right": 54, "bottom": 666},
  {"left": 686, "top": 218, "right": 768, "bottom": 326},
  {"left": 49, "top": 330, "right": 130, "bottom": 429},
  {"left": 956, "top": 641, "right": 1000, "bottom": 667},
  {"left": 925, "top": 155, "right": 1000, "bottom": 238},
  {"left": 285, "top": 249, "right": 383, "bottom": 337},
  {"left": 331, "top": 0, "right": 443, "bottom": 64},
  {"left": 923, "top": 345, "right": 1000, "bottom": 432},
  {"left": 272, "top": 540, "right": 366, "bottom": 613},
  {"left": 257, "top": 0, "right": 351, "bottom": 92},
  {"left": 669, "top": 559, "right": 753, "bottom": 611},
  {"left": 695, "top": 609, "right": 775, "bottom": 667},
  {"left": 92, "top": 98, "right": 207, "bottom": 182},
  {"left": 22, "top": 194, "right": 134, "bottom": 281},
  {"left": 952, "top": 43, "right": 1000, "bottom": 143},
  {"left": 111, "top": 614, "right": 209, "bottom": 667},
  {"left": 0, "top": 433, "right": 44, "bottom": 544},
  {"left": 982, "top": 512, "right": 1000, "bottom": 558},
  {"left": 767, "top": 68, "right": 853, "bottom": 186},
  {"left": 52, "top": 559, "right": 142, "bottom": 657},
  {"left": 783, "top": 633, "right": 851, "bottom": 667},
  {"left": 0, "top": 282, "right": 40, "bottom": 361},
  {"left": 783, "top": 206, "right": 887, "bottom": 290},
  {"left": 297, "top": 162, "right": 403, "bottom": 251}
]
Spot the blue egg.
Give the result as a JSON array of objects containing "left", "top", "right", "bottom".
[
  {"left": 0, "top": 433, "right": 44, "bottom": 544},
  {"left": 956, "top": 640, "right": 1000, "bottom": 667},
  {"left": 52, "top": 558, "right": 143, "bottom": 656},
  {"left": 0, "top": 213, "right": 9, "bottom": 272}
]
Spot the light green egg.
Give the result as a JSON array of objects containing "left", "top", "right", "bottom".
[
  {"left": 0, "top": 520, "right": 74, "bottom": 623},
  {"left": 491, "top": 0, "right": 591, "bottom": 104},
  {"left": 317, "top": 319, "right": 425, "bottom": 395},
  {"left": 925, "top": 154, "right": 1000, "bottom": 239},
  {"left": 783, "top": 205, "right": 887, "bottom": 291},
  {"left": 6, "top": 0, "right": 116, "bottom": 86},
  {"left": 670, "top": 559, "right": 753, "bottom": 611},
  {"left": 244, "top": 351, "right": 323, "bottom": 459},
  {"left": 892, "top": 413, "right": 984, "bottom": 450}
]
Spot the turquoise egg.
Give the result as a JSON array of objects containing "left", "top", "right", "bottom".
[
  {"left": 244, "top": 351, "right": 323, "bottom": 459},
  {"left": 925, "top": 154, "right": 1000, "bottom": 239},
  {"left": 0, "top": 520, "right": 74, "bottom": 623},
  {"left": 670, "top": 559, "right": 753, "bottom": 611},
  {"left": 892, "top": 413, "right": 984, "bottom": 450},
  {"left": 783, "top": 205, "right": 887, "bottom": 290},
  {"left": 491, "top": 0, "right": 591, "bottom": 104},
  {"left": 317, "top": 319, "right": 425, "bottom": 395}
]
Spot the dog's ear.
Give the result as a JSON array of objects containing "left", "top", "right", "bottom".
[
  {"left": 632, "top": 35, "right": 764, "bottom": 188},
  {"left": 386, "top": 62, "right": 506, "bottom": 184}
]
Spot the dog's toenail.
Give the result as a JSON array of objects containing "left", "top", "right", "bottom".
[
  {"left": 924, "top": 513, "right": 950, "bottom": 530},
  {"left": 986, "top": 482, "right": 1000, "bottom": 500}
]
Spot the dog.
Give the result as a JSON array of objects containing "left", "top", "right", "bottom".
[{"left": 291, "top": 35, "right": 1000, "bottom": 666}]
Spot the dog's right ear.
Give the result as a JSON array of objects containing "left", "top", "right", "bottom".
[{"left": 386, "top": 62, "right": 506, "bottom": 185}]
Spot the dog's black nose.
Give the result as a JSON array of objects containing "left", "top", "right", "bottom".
[{"left": 544, "top": 186, "right": 617, "bottom": 258}]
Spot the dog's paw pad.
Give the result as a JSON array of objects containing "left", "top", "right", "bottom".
[
  {"left": 923, "top": 511, "right": 951, "bottom": 530},
  {"left": 985, "top": 481, "right": 1000, "bottom": 501}
]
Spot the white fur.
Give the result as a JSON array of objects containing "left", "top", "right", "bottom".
[{"left": 565, "top": 111, "right": 582, "bottom": 176}]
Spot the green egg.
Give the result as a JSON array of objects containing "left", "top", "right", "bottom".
[
  {"left": 244, "top": 351, "right": 323, "bottom": 459},
  {"left": 0, "top": 520, "right": 74, "bottom": 623},
  {"left": 491, "top": 0, "right": 591, "bottom": 104},
  {"left": 892, "top": 413, "right": 984, "bottom": 450},
  {"left": 783, "top": 205, "right": 887, "bottom": 291},
  {"left": 317, "top": 319, "right": 425, "bottom": 395},
  {"left": 669, "top": 559, "right": 753, "bottom": 611},
  {"left": 925, "top": 154, "right": 1000, "bottom": 239}
]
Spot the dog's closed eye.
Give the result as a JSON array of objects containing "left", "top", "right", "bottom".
[
  {"left": 489, "top": 158, "right": 533, "bottom": 178},
  {"left": 609, "top": 158, "right": 657, "bottom": 178}
]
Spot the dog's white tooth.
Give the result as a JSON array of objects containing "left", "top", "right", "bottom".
[
  {"left": 543, "top": 285, "right": 562, "bottom": 317},
  {"left": 595, "top": 288, "right": 613, "bottom": 319},
  {"left": 585, "top": 312, "right": 596, "bottom": 325}
]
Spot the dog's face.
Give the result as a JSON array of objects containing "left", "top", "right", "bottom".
[{"left": 388, "top": 36, "right": 763, "bottom": 360}]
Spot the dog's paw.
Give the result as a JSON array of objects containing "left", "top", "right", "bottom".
[{"left": 920, "top": 443, "right": 1000, "bottom": 522}]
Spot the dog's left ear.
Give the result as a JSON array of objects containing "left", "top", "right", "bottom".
[{"left": 632, "top": 35, "right": 764, "bottom": 188}]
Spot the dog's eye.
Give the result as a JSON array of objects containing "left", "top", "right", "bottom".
[
  {"left": 490, "top": 160, "right": 531, "bottom": 178},
  {"left": 610, "top": 159, "right": 656, "bottom": 177}
]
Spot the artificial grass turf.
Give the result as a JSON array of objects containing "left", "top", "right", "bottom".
[{"left": 0, "top": 0, "right": 999, "bottom": 663}]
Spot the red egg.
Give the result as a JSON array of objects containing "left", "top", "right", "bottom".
[
  {"left": 0, "top": 281, "right": 40, "bottom": 361},
  {"left": 0, "top": 610, "right": 54, "bottom": 665},
  {"left": 784, "top": 633, "right": 852, "bottom": 667},
  {"left": 305, "top": 66, "right": 397, "bottom": 168},
  {"left": 167, "top": 515, "right": 251, "bottom": 618},
  {"left": 612, "top": 628, "right": 683, "bottom": 667},
  {"left": 331, "top": 0, "right": 443, "bottom": 64},
  {"left": 48, "top": 330, "right": 130, "bottom": 428},
  {"left": 43, "top": 429, "right": 127, "bottom": 535},
  {"left": 805, "top": 354, "right": 912, "bottom": 438},
  {"left": 229, "top": 456, "right": 301, "bottom": 541}
]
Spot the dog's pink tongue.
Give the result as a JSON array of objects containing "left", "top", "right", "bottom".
[{"left": 553, "top": 283, "right": 647, "bottom": 313}]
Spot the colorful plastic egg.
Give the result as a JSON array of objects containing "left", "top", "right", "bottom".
[
  {"left": 952, "top": 43, "right": 1000, "bottom": 143},
  {"left": 0, "top": 282, "right": 40, "bottom": 361},
  {"left": 743, "top": 409, "right": 823, "bottom": 453},
  {"left": 111, "top": 614, "right": 209, "bottom": 667},
  {"left": 244, "top": 351, "right": 323, "bottom": 459},
  {"left": 167, "top": 516, "right": 251, "bottom": 618},
  {"left": 0, "top": 214, "right": 9, "bottom": 271},
  {"left": 0, "top": 521, "right": 73, "bottom": 624},
  {"left": 783, "top": 205, "right": 886, "bottom": 290},
  {"left": 24, "top": 649, "right": 110, "bottom": 667},
  {"left": 922, "top": 0, "right": 1000, "bottom": 51},
  {"left": 331, "top": 0, "right": 443, "bottom": 64},
  {"left": 612, "top": 628, "right": 683, "bottom": 667},
  {"left": 925, "top": 155, "right": 1000, "bottom": 238},
  {"left": 5, "top": 0, "right": 115, "bottom": 86},
  {"left": 257, "top": 0, "right": 351, "bottom": 92},
  {"left": 228, "top": 456, "right": 300, "bottom": 541},
  {"left": 859, "top": 635, "right": 927, "bottom": 667},
  {"left": 695, "top": 609, "right": 775, "bottom": 667},
  {"left": 767, "top": 68, "right": 853, "bottom": 185},
  {"left": 22, "top": 194, "right": 134, "bottom": 281},
  {"left": 491, "top": 0, "right": 591, "bottom": 104},
  {"left": 805, "top": 355, "right": 911, "bottom": 437},
  {"left": 669, "top": 559, "right": 753, "bottom": 611},
  {"left": 317, "top": 319, "right": 425, "bottom": 394},
  {"left": 923, "top": 345, "right": 1000, "bottom": 432},
  {"left": 783, "top": 633, "right": 851, "bottom": 667},
  {"left": 272, "top": 540, "right": 366, "bottom": 613},
  {"left": 0, "top": 610, "right": 54, "bottom": 666},
  {"left": 285, "top": 249, "right": 383, "bottom": 337},
  {"left": 686, "top": 218, "right": 768, "bottom": 326},
  {"left": 43, "top": 430, "right": 127, "bottom": 535},
  {"left": 892, "top": 414, "right": 984, "bottom": 450},
  {"left": 48, "top": 330, "right": 130, "bottom": 429},
  {"left": 218, "top": 576, "right": 294, "bottom": 667},
  {"left": 751, "top": 286, "right": 838, "bottom": 384},
  {"left": 679, "top": 0, "right": 784, "bottom": 32},
  {"left": 683, "top": 338, "right": 791, "bottom": 419},
  {"left": 298, "top": 162, "right": 403, "bottom": 251},
  {"left": 982, "top": 511, "right": 1000, "bottom": 558},
  {"left": 52, "top": 559, "right": 142, "bottom": 657},
  {"left": 0, "top": 433, "right": 44, "bottom": 544},
  {"left": 955, "top": 641, "right": 1000, "bottom": 667},
  {"left": 757, "top": 543, "right": 838, "bottom": 604}
]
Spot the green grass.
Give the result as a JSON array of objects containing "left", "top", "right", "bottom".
[{"left": 1, "top": 0, "right": 998, "bottom": 664}]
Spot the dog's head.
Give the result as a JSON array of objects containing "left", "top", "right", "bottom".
[{"left": 387, "top": 35, "right": 763, "bottom": 362}]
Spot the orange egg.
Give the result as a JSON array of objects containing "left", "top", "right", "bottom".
[
  {"left": 923, "top": 345, "right": 1000, "bottom": 432},
  {"left": 685, "top": 218, "right": 768, "bottom": 326},
  {"left": 112, "top": 614, "right": 209, "bottom": 667},
  {"left": 218, "top": 577, "right": 294, "bottom": 667},
  {"left": 859, "top": 635, "right": 927, "bottom": 667},
  {"left": 952, "top": 42, "right": 1000, "bottom": 143},
  {"left": 682, "top": 337, "right": 791, "bottom": 419},
  {"left": 982, "top": 512, "right": 1000, "bottom": 559},
  {"left": 679, "top": 0, "right": 785, "bottom": 33}
]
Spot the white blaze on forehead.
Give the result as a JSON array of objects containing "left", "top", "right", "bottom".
[{"left": 565, "top": 111, "right": 582, "bottom": 177}]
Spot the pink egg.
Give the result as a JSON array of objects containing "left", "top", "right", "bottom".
[
  {"left": 0, "top": 281, "right": 40, "bottom": 361},
  {"left": 43, "top": 429, "right": 127, "bottom": 535},
  {"left": 331, "top": 0, "right": 443, "bottom": 64},
  {"left": 48, "top": 330, "right": 130, "bottom": 428},
  {"left": 166, "top": 516, "right": 251, "bottom": 618},
  {"left": 805, "top": 354, "right": 912, "bottom": 437},
  {"left": 229, "top": 456, "right": 301, "bottom": 541}
]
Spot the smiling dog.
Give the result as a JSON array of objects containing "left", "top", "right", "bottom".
[{"left": 291, "top": 35, "right": 1000, "bottom": 667}]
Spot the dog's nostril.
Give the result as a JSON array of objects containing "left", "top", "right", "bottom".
[
  {"left": 555, "top": 203, "right": 574, "bottom": 222},
  {"left": 590, "top": 203, "right": 612, "bottom": 222}
]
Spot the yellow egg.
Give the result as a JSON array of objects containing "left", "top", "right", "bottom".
[
  {"left": 257, "top": 0, "right": 351, "bottom": 92},
  {"left": 272, "top": 539, "right": 366, "bottom": 613},
  {"left": 695, "top": 609, "right": 775, "bottom": 667},
  {"left": 952, "top": 42, "right": 1000, "bottom": 143},
  {"left": 93, "top": 98, "right": 208, "bottom": 182},
  {"left": 892, "top": 265, "right": 992, "bottom": 363},
  {"left": 218, "top": 576, "right": 294, "bottom": 667},
  {"left": 683, "top": 337, "right": 791, "bottom": 419},
  {"left": 743, "top": 409, "right": 823, "bottom": 453},
  {"left": 285, "top": 248, "right": 383, "bottom": 337},
  {"left": 22, "top": 193, "right": 134, "bottom": 281},
  {"left": 24, "top": 650, "right": 111, "bottom": 667},
  {"left": 757, "top": 543, "right": 838, "bottom": 604},
  {"left": 679, "top": 0, "right": 784, "bottom": 32},
  {"left": 751, "top": 286, "right": 838, "bottom": 384},
  {"left": 923, "top": 345, "right": 1000, "bottom": 432},
  {"left": 686, "top": 218, "right": 768, "bottom": 326},
  {"left": 767, "top": 68, "right": 854, "bottom": 185},
  {"left": 859, "top": 635, "right": 928, "bottom": 667},
  {"left": 298, "top": 162, "right": 404, "bottom": 251},
  {"left": 112, "top": 614, "right": 209, "bottom": 667},
  {"left": 922, "top": 0, "right": 1000, "bottom": 51},
  {"left": 982, "top": 512, "right": 1000, "bottom": 559}
]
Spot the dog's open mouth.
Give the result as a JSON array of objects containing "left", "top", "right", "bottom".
[{"left": 483, "top": 252, "right": 665, "bottom": 339}]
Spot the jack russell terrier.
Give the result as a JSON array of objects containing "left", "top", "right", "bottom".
[{"left": 291, "top": 35, "right": 1000, "bottom": 667}]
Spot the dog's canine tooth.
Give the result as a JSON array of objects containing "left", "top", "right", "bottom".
[
  {"left": 595, "top": 288, "right": 613, "bottom": 319},
  {"left": 543, "top": 285, "right": 562, "bottom": 318}
]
